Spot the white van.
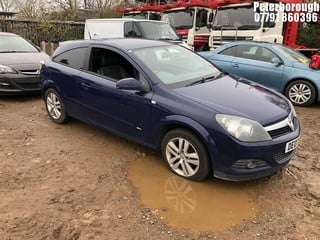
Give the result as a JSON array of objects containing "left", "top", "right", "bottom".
[{"left": 84, "top": 18, "right": 190, "bottom": 49}]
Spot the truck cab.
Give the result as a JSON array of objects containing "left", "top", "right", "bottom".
[
  {"left": 162, "top": 6, "right": 213, "bottom": 51},
  {"left": 208, "top": 3, "right": 284, "bottom": 49}
]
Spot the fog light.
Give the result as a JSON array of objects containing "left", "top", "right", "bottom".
[
  {"left": 0, "top": 82, "right": 10, "bottom": 86},
  {"left": 232, "top": 159, "right": 268, "bottom": 169},
  {"left": 246, "top": 160, "right": 257, "bottom": 169}
]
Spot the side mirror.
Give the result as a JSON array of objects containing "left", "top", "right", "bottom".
[
  {"left": 271, "top": 57, "right": 283, "bottom": 66},
  {"left": 116, "top": 78, "right": 145, "bottom": 92},
  {"left": 207, "top": 22, "right": 213, "bottom": 29},
  {"left": 208, "top": 12, "right": 214, "bottom": 23}
]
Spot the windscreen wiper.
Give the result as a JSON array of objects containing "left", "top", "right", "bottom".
[{"left": 186, "top": 72, "right": 224, "bottom": 87}]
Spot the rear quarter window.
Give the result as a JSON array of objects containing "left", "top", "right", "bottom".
[{"left": 53, "top": 47, "right": 87, "bottom": 69}]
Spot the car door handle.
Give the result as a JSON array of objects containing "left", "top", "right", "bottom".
[
  {"left": 232, "top": 64, "right": 239, "bottom": 68},
  {"left": 81, "top": 82, "right": 92, "bottom": 89}
]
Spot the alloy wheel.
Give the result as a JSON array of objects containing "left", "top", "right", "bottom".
[
  {"left": 165, "top": 137, "right": 200, "bottom": 177},
  {"left": 46, "top": 92, "right": 62, "bottom": 120}
]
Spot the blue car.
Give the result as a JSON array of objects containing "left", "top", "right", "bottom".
[
  {"left": 40, "top": 39, "right": 300, "bottom": 181},
  {"left": 199, "top": 41, "right": 320, "bottom": 107}
]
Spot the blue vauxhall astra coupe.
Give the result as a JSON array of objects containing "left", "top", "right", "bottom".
[{"left": 39, "top": 38, "right": 300, "bottom": 181}]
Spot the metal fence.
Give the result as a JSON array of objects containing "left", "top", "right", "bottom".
[{"left": 0, "top": 19, "right": 84, "bottom": 52}]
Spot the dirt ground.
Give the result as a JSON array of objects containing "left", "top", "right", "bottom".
[{"left": 0, "top": 95, "right": 319, "bottom": 240}]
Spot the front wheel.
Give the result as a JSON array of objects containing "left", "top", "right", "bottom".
[
  {"left": 285, "top": 80, "right": 316, "bottom": 107},
  {"left": 44, "top": 88, "right": 68, "bottom": 124},
  {"left": 161, "top": 129, "right": 210, "bottom": 181}
]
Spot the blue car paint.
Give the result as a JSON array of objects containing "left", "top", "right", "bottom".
[
  {"left": 199, "top": 41, "right": 320, "bottom": 103},
  {"left": 40, "top": 39, "right": 300, "bottom": 181}
]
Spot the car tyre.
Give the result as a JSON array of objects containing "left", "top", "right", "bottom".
[
  {"left": 44, "top": 88, "right": 68, "bottom": 124},
  {"left": 161, "top": 129, "right": 210, "bottom": 181},
  {"left": 285, "top": 80, "right": 316, "bottom": 107}
]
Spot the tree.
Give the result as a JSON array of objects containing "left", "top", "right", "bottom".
[
  {"left": 15, "top": 0, "right": 50, "bottom": 19},
  {"left": 0, "top": 0, "right": 14, "bottom": 12}
]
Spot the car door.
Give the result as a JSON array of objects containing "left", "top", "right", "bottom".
[
  {"left": 230, "top": 45, "right": 284, "bottom": 91},
  {"left": 78, "top": 46, "right": 152, "bottom": 144},
  {"left": 212, "top": 46, "right": 237, "bottom": 73},
  {"left": 51, "top": 47, "right": 92, "bottom": 121}
]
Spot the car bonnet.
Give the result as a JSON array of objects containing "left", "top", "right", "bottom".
[
  {"left": 1, "top": 52, "right": 49, "bottom": 70},
  {"left": 173, "top": 75, "right": 291, "bottom": 126}
]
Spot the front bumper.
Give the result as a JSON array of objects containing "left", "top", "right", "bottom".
[
  {"left": 0, "top": 74, "right": 40, "bottom": 95},
  {"left": 209, "top": 118, "right": 300, "bottom": 181}
]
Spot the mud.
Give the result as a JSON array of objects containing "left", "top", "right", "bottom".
[{"left": 0, "top": 95, "right": 319, "bottom": 240}]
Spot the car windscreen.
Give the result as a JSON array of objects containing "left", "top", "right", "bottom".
[
  {"left": 133, "top": 45, "right": 220, "bottom": 88},
  {"left": 0, "top": 35, "right": 39, "bottom": 53},
  {"left": 213, "top": 6, "right": 261, "bottom": 30},
  {"left": 162, "top": 10, "right": 194, "bottom": 29},
  {"left": 273, "top": 45, "right": 309, "bottom": 63},
  {"left": 138, "top": 22, "right": 180, "bottom": 41}
]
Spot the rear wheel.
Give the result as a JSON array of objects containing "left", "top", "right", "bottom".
[
  {"left": 161, "top": 129, "right": 210, "bottom": 181},
  {"left": 44, "top": 88, "right": 68, "bottom": 124},
  {"left": 285, "top": 80, "right": 316, "bottom": 106}
]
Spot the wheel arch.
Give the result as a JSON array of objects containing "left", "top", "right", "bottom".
[
  {"left": 155, "top": 115, "right": 215, "bottom": 167},
  {"left": 41, "top": 80, "right": 62, "bottom": 100},
  {"left": 283, "top": 78, "right": 318, "bottom": 98}
]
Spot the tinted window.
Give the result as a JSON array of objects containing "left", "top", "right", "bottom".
[
  {"left": 124, "top": 22, "right": 143, "bottom": 38},
  {"left": 53, "top": 47, "right": 87, "bottom": 69},
  {"left": 89, "top": 47, "right": 138, "bottom": 81},
  {"left": 220, "top": 46, "right": 237, "bottom": 56}
]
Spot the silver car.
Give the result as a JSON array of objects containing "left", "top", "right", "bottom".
[{"left": 0, "top": 32, "right": 49, "bottom": 95}]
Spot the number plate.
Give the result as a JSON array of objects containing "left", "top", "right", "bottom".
[{"left": 285, "top": 138, "right": 299, "bottom": 153}]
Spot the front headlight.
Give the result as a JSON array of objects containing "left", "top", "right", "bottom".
[
  {"left": 216, "top": 114, "right": 272, "bottom": 142},
  {"left": 0, "top": 65, "right": 18, "bottom": 74}
]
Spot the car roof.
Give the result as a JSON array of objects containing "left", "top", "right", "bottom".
[
  {"left": 223, "top": 41, "right": 282, "bottom": 47},
  {"left": 0, "top": 32, "right": 18, "bottom": 36},
  {"left": 53, "top": 38, "right": 172, "bottom": 56},
  {"left": 86, "top": 18, "right": 167, "bottom": 24}
]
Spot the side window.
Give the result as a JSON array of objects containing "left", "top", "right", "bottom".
[
  {"left": 257, "top": 47, "right": 278, "bottom": 62},
  {"left": 53, "top": 47, "right": 87, "bottom": 69},
  {"left": 236, "top": 45, "right": 259, "bottom": 60},
  {"left": 219, "top": 46, "right": 237, "bottom": 56},
  {"left": 124, "top": 22, "right": 142, "bottom": 38},
  {"left": 88, "top": 47, "right": 138, "bottom": 82}
]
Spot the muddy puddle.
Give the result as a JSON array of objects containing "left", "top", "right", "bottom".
[{"left": 128, "top": 156, "right": 258, "bottom": 232}]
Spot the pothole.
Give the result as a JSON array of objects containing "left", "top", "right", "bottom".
[{"left": 128, "top": 156, "right": 257, "bottom": 232}]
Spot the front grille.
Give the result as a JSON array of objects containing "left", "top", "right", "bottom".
[
  {"left": 274, "top": 150, "right": 295, "bottom": 164},
  {"left": 268, "top": 126, "right": 292, "bottom": 138},
  {"left": 21, "top": 70, "right": 40, "bottom": 75},
  {"left": 264, "top": 113, "right": 296, "bottom": 139},
  {"left": 213, "top": 36, "right": 250, "bottom": 41},
  {"left": 18, "top": 82, "right": 40, "bottom": 90}
]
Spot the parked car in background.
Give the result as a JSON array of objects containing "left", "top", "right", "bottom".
[
  {"left": 40, "top": 38, "right": 300, "bottom": 181},
  {"left": 199, "top": 41, "right": 320, "bottom": 107},
  {"left": 0, "top": 32, "right": 49, "bottom": 95},
  {"left": 84, "top": 18, "right": 191, "bottom": 49}
]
